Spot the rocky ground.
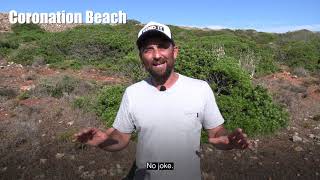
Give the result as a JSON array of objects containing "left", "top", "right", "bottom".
[{"left": 0, "top": 59, "right": 319, "bottom": 180}]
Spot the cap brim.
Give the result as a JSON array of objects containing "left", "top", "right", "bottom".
[{"left": 136, "top": 30, "right": 173, "bottom": 49}]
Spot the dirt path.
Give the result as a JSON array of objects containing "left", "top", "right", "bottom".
[{"left": 0, "top": 61, "right": 319, "bottom": 180}]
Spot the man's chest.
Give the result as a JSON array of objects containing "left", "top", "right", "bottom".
[{"left": 130, "top": 93, "right": 204, "bottom": 132}]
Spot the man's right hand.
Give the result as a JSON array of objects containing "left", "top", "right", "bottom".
[{"left": 74, "top": 128, "right": 114, "bottom": 146}]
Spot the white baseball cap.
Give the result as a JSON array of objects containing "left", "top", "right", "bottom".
[{"left": 136, "top": 21, "right": 174, "bottom": 49}]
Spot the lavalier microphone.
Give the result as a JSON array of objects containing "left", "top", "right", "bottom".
[{"left": 159, "top": 86, "right": 166, "bottom": 91}]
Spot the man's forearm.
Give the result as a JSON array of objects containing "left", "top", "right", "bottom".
[
  {"left": 210, "top": 139, "right": 233, "bottom": 150},
  {"left": 208, "top": 126, "right": 233, "bottom": 150},
  {"left": 98, "top": 130, "right": 130, "bottom": 152}
]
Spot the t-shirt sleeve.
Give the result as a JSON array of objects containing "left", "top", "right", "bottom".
[
  {"left": 112, "top": 89, "right": 135, "bottom": 133},
  {"left": 202, "top": 82, "right": 225, "bottom": 129}
]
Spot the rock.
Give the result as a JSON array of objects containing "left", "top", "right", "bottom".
[
  {"left": 40, "top": 158, "right": 47, "bottom": 164},
  {"left": 248, "top": 140, "right": 259, "bottom": 152},
  {"left": 55, "top": 153, "right": 64, "bottom": 159},
  {"left": 116, "top": 164, "right": 123, "bottom": 174},
  {"left": 70, "top": 155, "right": 75, "bottom": 160},
  {"left": 309, "top": 134, "right": 315, "bottom": 139},
  {"left": 89, "top": 160, "right": 95, "bottom": 165},
  {"left": 302, "top": 138, "right": 310, "bottom": 143},
  {"left": 292, "top": 135, "right": 302, "bottom": 142},
  {"left": 80, "top": 171, "right": 96, "bottom": 179},
  {"left": 78, "top": 165, "right": 85, "bottom": 172},
  {"left": 67, "top": 121, "right": 74, "bottom": 126},
  {"left": 1, "top": 167, "right": 7, "bottom": 172},
  {"left": 235, "top": 152, "right": 241, "bottom": 157},
  {"left": 109, "top": 168, "right": 115, "bottom": 176},
  {"left": 20, "top": 84, "right": 35, "bottom": 91},
  {"left": 250, "top": 156, "right": 258, "bottom": 160},
  {"left": 294, "top": 146, "right": 304, "bottom": 152},
  {"left": 98, "top": 168, "right": 108, "bottom": 176}
]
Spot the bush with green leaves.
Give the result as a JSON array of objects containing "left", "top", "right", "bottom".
[
  {"left": 39, "top": 75, "right": 80, "bottom": 98},
  {"left": 217, "top": 86, "right": 288, "bottom": 136},
  {"left": 176, "top": 46, "right": 288, "bottom": 136},
  {"left": 280, "top": 40, "right": 320, "bottom": 71},
  {"left": 85, "top": 85, "right": 127, "bottom": 127}
]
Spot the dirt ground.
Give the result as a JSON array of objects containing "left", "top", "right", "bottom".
[{"left": 0, "top": 60, "right": 319, "bottom": 180}]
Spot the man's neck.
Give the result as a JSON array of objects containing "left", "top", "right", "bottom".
[{"left": 151, "top": 71, "right": 179, "bottom": 90}]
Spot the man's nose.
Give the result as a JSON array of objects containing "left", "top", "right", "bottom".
[{"left": 152, "top": 48, "right": 161, "bottom": 60}]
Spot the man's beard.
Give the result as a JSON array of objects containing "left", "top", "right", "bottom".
[{"left": 147, "top": 63, "right": 173, "bottom": 84}]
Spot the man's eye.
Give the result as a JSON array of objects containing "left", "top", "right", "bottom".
[{"left": 143, "top": 48, "right": 153, "bottom": 53}]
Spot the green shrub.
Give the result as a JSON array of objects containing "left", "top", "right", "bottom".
[
  {"left": 39, "top": 75, "right": 79, "bottom": 98},
  {"left": 0, "top": 39, "right": 19, "bottom": 49},
  {"left": 11, "top": 23, "right": 44, "bottom": 34},
  {"left": 50, "top": 59, "right": 82, "bottom": 70},
  {"left": 281, "top": 41, "right": 320, "bottom": 71},
  {"left": 93, "top": 85, "right": 126, "bottom": 127},
  {"left": 176, "top": 45, "right": 288, "bottom": 137},
  {"left": 217, "top": 86, "right": 288, "bottom": 136},
  {"left": 11, "top": 23, "right": 46, "bottom": 43},
  {"left": 17, "top": 91, "right": 30, "bottom": 100}
]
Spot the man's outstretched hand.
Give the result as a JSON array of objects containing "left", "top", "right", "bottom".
[
  {"left": 74, "top": 128, "right": 114, "bottom": 146},
  {"left": 227, "top": 128, "right": 249, "bottom": 149},
  {"left": 208, "top": 127, "right": 249, "bottom": 150}
]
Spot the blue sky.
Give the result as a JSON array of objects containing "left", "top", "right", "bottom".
[{"left": 1, "top": 0, "right": 319, "bottom": 33}]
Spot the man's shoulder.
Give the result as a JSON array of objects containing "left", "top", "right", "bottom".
[
  {"left": 125, "top": 79, "right": 149, "bottom": 93},
  {"left": 179, "top": 74, "right": 208, "bottom": 87}
]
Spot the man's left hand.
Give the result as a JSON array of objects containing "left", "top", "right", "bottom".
[
  {"left": 208, "top": 127, "right": 249, "bottom": 150},
  {"left": 227, "top": 128, "right": 249, "bottom": 149}
]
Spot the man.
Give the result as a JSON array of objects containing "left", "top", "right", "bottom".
[{"left": 75, "top": 22, "right": 249, "bottom": 180}]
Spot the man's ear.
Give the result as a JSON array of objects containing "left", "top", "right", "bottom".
[
  {"left": 173, "top": 46, "right": 179, "bottom": 59},
  {"left": 139, "top": 52, "right": 142, "bottom": 59},
  {"left": 138, "top": 49, "right": 143, "bottom": 59}
]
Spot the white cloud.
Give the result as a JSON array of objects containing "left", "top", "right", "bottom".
[
  {"left": 205, "top": 25, "right": 226, "bottom": 30},
  {"left": 256, "top": 24, "right": 320, "bottom": 33},
  {"left": 179, "top": 24, "right": 320, "bottom": 33}
]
